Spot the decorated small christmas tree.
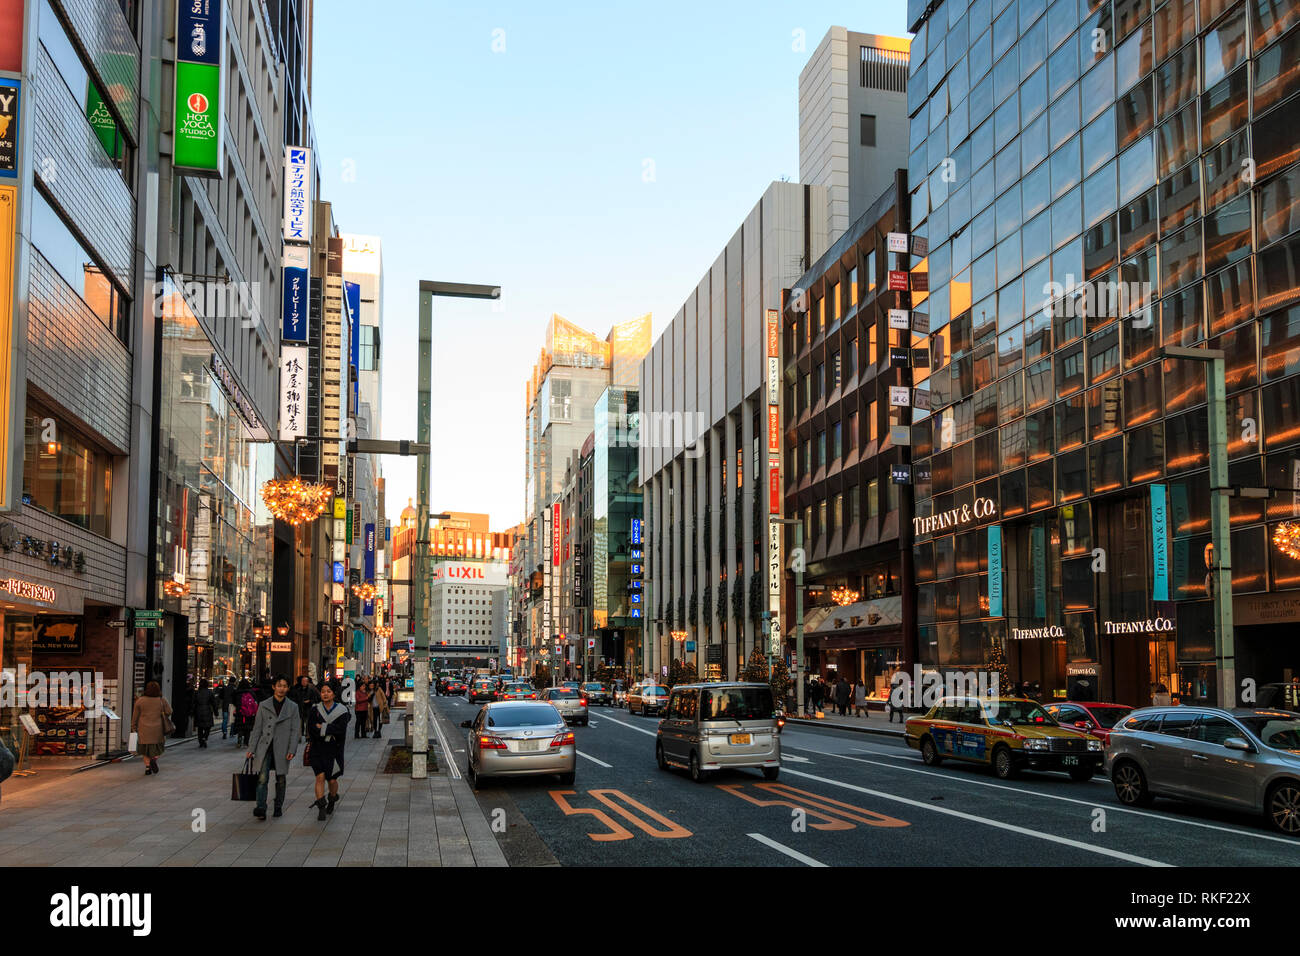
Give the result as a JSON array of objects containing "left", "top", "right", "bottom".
[{"left": 988, "top": 637, "right": 1010, "bottom": 696}]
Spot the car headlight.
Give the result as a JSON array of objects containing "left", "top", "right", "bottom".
[
  {"left": 1087, "top": 739, "right": 1102, "bottom": 751},
  {"left": 1023, "top": 738, "right": 1049, "bottom": 751}
]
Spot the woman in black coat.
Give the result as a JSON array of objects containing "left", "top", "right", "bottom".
[
  {"left": 192, "top": 680, "right": 218, "bottom": 747},
  {"left": 306, "top": 680, "right": 350, "bottom": 821}
]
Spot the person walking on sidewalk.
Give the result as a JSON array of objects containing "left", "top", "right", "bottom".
[
  {"left": 131, "top": 681, "right": 172, "bottom": 775},
  {"left": 0, "top": 737, "right": 12, "bottom": 804},
  {"left": 233, "top": 679, "right": 258, "bottom": 747},
  {"left": 193, "top": 679, "right": 218, "bottom": 747},
  {"left": 853, "top": 679, "right": 868, "bottom": 717},
  {"left": 370, "top": 681, "right": 389, "bottom": 739},
  {"left": 289, "top": 675, "right": 317, "bottom": 740},
  {"left": 835, "top": 675, "right": 851, "bottom": 716},
  {"left": 353, "top": 680, "right": 371, "bottom": 738},
  {"left": 306, "top": 680, "right": 350, "bottom": 820},
  {"left": 246, "top": 675, "right": 299, "bottom": 820},
  {"left": 219, "top": 677, "right": 236, "bottom": 739}
]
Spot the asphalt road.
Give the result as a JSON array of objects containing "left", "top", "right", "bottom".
[{"left": 429, "top": 692, "right": 1300, "bottom": 868}]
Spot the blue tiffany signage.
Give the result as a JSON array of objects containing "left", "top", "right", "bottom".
[
  {"left": 987, "top": 525, "right": 1003, "bottom": 618},
  {"left": 1151, "top": 483, "right": 1169, "bottom": 601}
]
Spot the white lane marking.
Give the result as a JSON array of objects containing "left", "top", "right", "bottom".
[
  {"left": 747, "top": 832, "right": 827, "bottom": 867},
  {"left": 779, "top": 741, "right": 1300, "bottom": 849},
  {"left": 597, "top": 713, "right": 658, "bottom": 737},
  {"left": 782, "top": 754, "right": 812, "bottom": 763},
  {"left": 577, "top": 751, "right": 612, "bottom": 768},
  {"left": 429, "top": 710, "right": 462, "bottom": 780},
  {"left": 779, "top": 767, "right": 1170, "bottom": 867}
]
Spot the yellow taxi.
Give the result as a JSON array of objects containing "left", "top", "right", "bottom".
[{"left": 904, "top": 696, "right": 1104, "bottom": 781}]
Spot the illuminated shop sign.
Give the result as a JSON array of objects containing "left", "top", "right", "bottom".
[
  {"left": 1010, "top": 625, "right": 1064, "bottom": 640},
  {"left": 0, "top": 577, "right": 57, "bottom": 604},
  {"left": 1102, "top": 617, "right": 1174, "bottom": 635},
  {"left": 911, "top": 497, "right": 997, "bottom": 536}
]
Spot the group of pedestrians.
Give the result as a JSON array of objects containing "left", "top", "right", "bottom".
[{"left": 802, "top": 674, "right": 871, "bottom": 718}]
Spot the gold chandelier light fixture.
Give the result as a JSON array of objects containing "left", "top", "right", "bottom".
[
  {"left": 376, "top": 624, "right": 394, "bottom": 638},
  {"left": 832, "top": 585, "right": 861, "bottom": 607},
  {"left": 162, "top": 579, "right": 191, "bottom": 598},
  {"left": 1274, "top": 521, "right": 1300, "bottom": 561},
  {"left": 351, "top": 581, "right": 377, "bottom": 601},
  {"left": 261, "top": 476, "right": 332, "bottom": 526}
]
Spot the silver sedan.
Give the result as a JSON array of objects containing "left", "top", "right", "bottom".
[
  {"left": 462, "top": 700, "right": 576, "bottom": 790},
  {"left": 542, "top": 687, "right": 589, "bottom": 726}
]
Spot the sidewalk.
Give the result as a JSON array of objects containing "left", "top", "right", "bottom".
[
  {"left": 785, "top": 705, "right": 907, "bottom": 738},
  {"left": 0, "top": 705, "right": 506, "bottom": 867}
]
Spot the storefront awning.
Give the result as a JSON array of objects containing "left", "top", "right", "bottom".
[{"left": 785, "top": 595, "right": 903, "bottom": 639}]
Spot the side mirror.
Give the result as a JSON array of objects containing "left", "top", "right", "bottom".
[
  {"left": 1074, "top": 720, "right": 1091, "bottom": 729},
  {"left": 460, "top": 720, "right": 472, "bottom": 729},
  {"left": 1223, "top": 737, "right": 1253, "bottom": 752}
]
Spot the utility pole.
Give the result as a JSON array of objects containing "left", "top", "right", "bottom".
[
  {"left": 1162, "top": 346, "right": 1234, "bottom": 707},
  {"left": 412, "top": 280, "right": 500, "bottom": 779}
]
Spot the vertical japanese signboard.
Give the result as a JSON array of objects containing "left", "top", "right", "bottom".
[
  {"left": 0, "top": 0, "right": 22, "bottom": 73},
  {"left": 766, "top": 309, "right": 781, "bottom": 641},
  {"left": 278, "top": 346, "right": 308, "bottom": 440},
  {"left": 282, "top": 245, "right": 309, "bottom": 342},
  {"left": 282, "top": 145, "right": 311, "bottom": 242},
  {"left": 173, "top": 0, "right": 224, "bottom": 176},
  {"left": 0, "top": 72, "right": 19, "bottom": 510}
]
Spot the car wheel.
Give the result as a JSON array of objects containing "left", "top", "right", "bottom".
[
  {"left": 1112, "top": 760, "right": 1153, "bottom": 807},
  {"left": 920, "top": 736, "right": 943, "bottom": 766},
  {"left": 581, "top": 718, "right": 589, "bottom": 726},
  {"left": 1068, "top": 766, "right": 1095, "bottom": 782},
  {"left": 467, "top": 761, "right": 482, "bottom": 791},
  {"left": 689, "top": 751, "right": 709, "bottom": 784},
  {"left": 762, "top": 766, "right": 780, "bottom": 781},
  {"left": 1266, "top": 780, "right": 1300, "bottom": 835},
  {"left": 656, "top": 743, "right": 669, "bottom": 771},
  {"left": 558, "top": 771, "right": 576, "bottom": 786},
  {"left": 992, "top": 745, "right": 1018, "bottom": 780}
]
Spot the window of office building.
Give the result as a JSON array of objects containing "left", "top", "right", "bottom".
[
  {"left": 22, "top": 395, "right": 113, "bottom": 537},
  {"left": 30, "top": 189, "right": 127, "bottom": 341},
  {"left": 861, "top": 113, "right": 877, "bottom": 146}
]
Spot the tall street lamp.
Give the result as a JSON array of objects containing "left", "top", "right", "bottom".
[
  {"left": 1160, "top": 345, "right": 1234, "bottom": 707},
  {"left": 412, "top": 280, "right": 500, "bottom": 780}
]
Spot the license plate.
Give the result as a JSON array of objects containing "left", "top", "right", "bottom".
[
  {"left": 517, "top": 740, "right": 541, "bottom": 752},
  {"left": 729, "top": 733, "right": 752, "bottom": 745},
  {"left": 1062, "top": 756, "right": 1078, "bottom": 766}
]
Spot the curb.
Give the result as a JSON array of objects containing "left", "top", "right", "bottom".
[{"left": 785, "top": 716, "right": 907, "bottom": 739}]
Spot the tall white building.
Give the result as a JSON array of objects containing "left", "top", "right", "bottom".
[
  {"left": 430, "top": 561, "right": 509, "bottom": 665},
  {"left": 799, "top": 28, "right": 910, "bottom": 256}
]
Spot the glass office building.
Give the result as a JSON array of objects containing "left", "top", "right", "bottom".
[{"left": 905, "top": 0, "right": 1300, "bottom": 705}]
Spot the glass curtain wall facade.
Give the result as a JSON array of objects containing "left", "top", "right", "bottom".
[
  {"left": 155, "top": 279, "right": 275, "bottom": 683},
  {"left": 593, "top": 387, "right": 642, "bottom": 667},
  {"left": 906, "top": 0, "right": 1300, "bottom": 706}
]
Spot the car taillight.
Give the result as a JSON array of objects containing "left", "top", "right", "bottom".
[
  {"left": 529, "top": 693, "right": 537, "bottom": 699},
  {"left": 550, "top": 731, "right": 575, "bottom": 748},
  {"left": 579, "top": 697, "right": 588, "bottom": 705},
  {"left": 478, "top": 735, "right": 507, "bottom": 750}
]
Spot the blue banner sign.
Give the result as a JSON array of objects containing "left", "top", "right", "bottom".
[
  {"left": 987, "top": 524, "right": 1003, "bottom": 618},
  {"left": 1151, "top": 483, "right": 1169, "bottom": 601}
]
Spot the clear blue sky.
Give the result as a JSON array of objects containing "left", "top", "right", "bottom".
[{"left": 311, "top": 0, "right": 908, "bottom": 530}]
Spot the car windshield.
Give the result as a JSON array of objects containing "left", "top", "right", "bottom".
[
  {"left": 1240, "top": 715, "right": 1300, "bottom": 750},
  {"left": 582, "top": 683, "right": 602, "bottom": 691},
  {"left": 645, "top": 686, "right": 669, "bottom": 697},
  {"left": 549, "top": 690, "right": 580, "bottom": 699},
  {"left": 985, "top": 700, "right": 1055, "bottom": 726},
  {"left": 702, "top": 687, "right": 775, "bottom": 720},
  {"left": 486, "top": 704, "right": 559, "bottom": 728},
  {"left": 1086, "top": 705, "right": 1133, "bottom": 728}
]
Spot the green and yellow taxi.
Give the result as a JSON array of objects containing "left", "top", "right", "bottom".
[{"left": 904, "top": 697, "right": 1105, "bottom": 781}]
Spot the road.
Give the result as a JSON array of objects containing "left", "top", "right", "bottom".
[{"left": 430, "top": 691, "right": 1300, "bottom": 867}]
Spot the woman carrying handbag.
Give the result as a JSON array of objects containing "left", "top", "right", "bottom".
[
  {"left": 131, "top": 681, "right": 173, "bottom": 775},
  {"left": 306, "top": 680, "right": 350, "bottom": 821}
]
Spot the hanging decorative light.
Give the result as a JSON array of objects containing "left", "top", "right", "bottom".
[
  {"left": 832, "top": 585, "right": 860, "bottom": 607},
  {"left": 261, "top": 476, "right": 332, "bottom": 525},
  {"left": 1274, "top": 521, "right": 1300, "bottom": 560},
  {"left": 163, "top": 579, "right": 191, "bottom": 598},
  {"left": 377, "top": 624, "right": 394, "bottom": 638},
  {"left": 351, "top": 581, "right": 377, "bottom": 601}
]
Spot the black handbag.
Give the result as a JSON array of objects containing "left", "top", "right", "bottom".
[{"left": 231, "top": 756, "right": 257, "bottom": 801}]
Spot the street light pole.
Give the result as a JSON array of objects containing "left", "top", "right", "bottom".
[
  {"left": 1162, "top": 346, "right": 1234, "bottom": 708},
  {"left": 412, "top": 281, "right": 500, "bottom": 780}
]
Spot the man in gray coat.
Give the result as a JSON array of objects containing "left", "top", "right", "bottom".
[{"left": 246, "top": 675, "right": 300, "bottom": 819}]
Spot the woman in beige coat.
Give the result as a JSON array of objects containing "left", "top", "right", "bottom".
[{"left": 131, "top": 681, "right": 172, "bottom": 775}]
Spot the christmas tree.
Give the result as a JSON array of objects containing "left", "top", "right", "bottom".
[{"left": 988, "top": 638, "right": 1010, "bottom": 697}]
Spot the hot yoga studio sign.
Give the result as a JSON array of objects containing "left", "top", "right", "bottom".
[{"left": 912, "top": 497, "right": 997, "bottom": 536}]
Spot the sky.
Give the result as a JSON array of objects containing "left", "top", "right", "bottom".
[{"left": 311, "top": 0, "right": 909, "bottom": 530}]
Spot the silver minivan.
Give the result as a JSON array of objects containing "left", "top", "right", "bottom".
[
  {"left": 656, "top": 682, "right": 781, "bottom": 783},
  {"left": 1108, "top": 706, "right": 1300, "bottom": 835}
]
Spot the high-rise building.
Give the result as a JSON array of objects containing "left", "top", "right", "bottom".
[
  {"left": 904, "top": 0, "right": 1300, "bottom": 706},
  {"left": 640, "top": 181, "right": 828, "bottom": 682},
  {"left": 800, "top": 28, "right": 911, "bottom": 255}
]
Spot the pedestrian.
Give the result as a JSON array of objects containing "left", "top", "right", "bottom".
[
  {"left": 233, "top": 679, "right": 258, "bottom": 748},
  {"left": 354, "top": 680, "right": 371, "bottom": 738},
  {"left": 246, "top": 674, "right": 299, "bottom": 820},
  {"left": 131, "top": 680, "right": 173, "bottom": 775},
  {"left": 289, "top": 675, "right": 317, "bottom": 739},
  {"left": 853, "top": 679, "right": 867, "bottom": 717},
  {"left": 219, "top": 677, "right": 235, "bottom": 739},
  {"left": 370, "top": 680, "right": 389, "bottom": 739},
  {"left": 0, "top": 736, "right": 14, "bottom": 804},
  {"left": 193, "top": 679, "right": 218, "bottom": 747},
  {"left": 834, "top": 675, "right": 851, "bottom": 716},
  {"left": 306, "top": 680, "right": 350, "bottom": 820}
]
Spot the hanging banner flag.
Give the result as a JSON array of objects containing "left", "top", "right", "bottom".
[
  {"left": 364, "top": 523, "right": 376, "bottom": 581},
  {"left": 282, "top": 245, "right": 309, "bottom": 342},
  {"left": 1151, "top": 483, "right": 1169, "bottom": 601},
  {"left": 887, "top": 270, "right": 909, "bottom": 292},
  {"left": 278, "top": 346, "right": 308, "bottom": 439},
  {"left": 988, "top": 525, "right": 1004, "bottom": 617},
  {"left": 283, "top": 145, "right": 312, "bottom": 242},
  {"left": 173, "top": 0, "right": 224, "bottom": 176},
  {"left": 0, "top": 77, "right": 20, "bottom": 179},
  {"left": 346, "top": 280, "right": 361, "bottom": 369}
]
